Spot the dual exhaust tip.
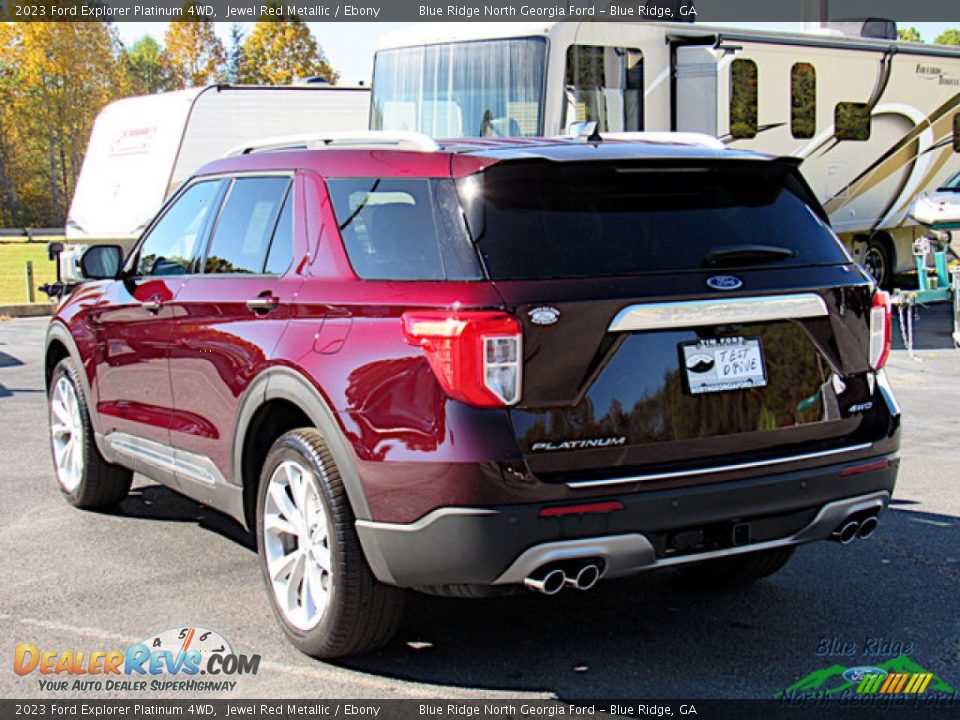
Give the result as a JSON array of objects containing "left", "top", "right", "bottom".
[
  {"left": 831, "top": 513, "right": 880, "bottom": 545},
  {"left": 524, "top": 562, "right": 601, "bottom": 595}
]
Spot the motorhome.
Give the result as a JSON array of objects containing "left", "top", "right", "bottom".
[
  {"left": 371, "top": 22, "right": 960, "bottom": 287},
  {"left": 67, "top": 84, "right": 370, "bottom": 245}
]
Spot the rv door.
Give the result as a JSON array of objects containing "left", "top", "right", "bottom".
[{"left": 674, "top": 45, "right": 719, "bottom": 136}]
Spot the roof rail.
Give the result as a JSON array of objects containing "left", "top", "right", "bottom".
[
  {"left": 225, "top": 131, "right": 441, "bottom": 156},
  {"left": 598, "top": 131, "right": 727, "bottom": 150}
]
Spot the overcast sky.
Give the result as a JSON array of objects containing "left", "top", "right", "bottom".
[{"left": 113, "top": 21, "right": 957, "bottom": 87}]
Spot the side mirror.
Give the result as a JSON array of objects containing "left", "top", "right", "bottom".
[{"left": 79, "top": 245, "right": 123, "bottom": 280}]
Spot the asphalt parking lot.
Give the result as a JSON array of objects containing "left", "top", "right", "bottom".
[{"left": 1, "top": 307, "right": 958, "bottom": 701}]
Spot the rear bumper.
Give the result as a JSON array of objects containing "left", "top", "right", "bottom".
[{"left": 355, "top": 454, "right": 898, "bottom": 588}]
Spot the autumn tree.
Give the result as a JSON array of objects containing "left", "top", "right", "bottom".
[
  {"left": 898, "top": 27, "right": 922, "bottom": 42},
  {"left": 227, "top": 24, "right": 246, "bottom": 84},
  {"left": 238, "top": 18, "right": 339, "bottom": 85},
  {"left": 0, "top": 22, "right": 120, "bottom": 226},
  {"left": 122, "top": 36, "right": 174, "bottom": 95},
  {"left": 935, "top": 29, "right": 960, "bottom": 46},
  {"left": 164, "top": 14, "right": 226, "bottom": 88}
]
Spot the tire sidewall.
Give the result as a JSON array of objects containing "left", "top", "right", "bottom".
[
  {"left": 255, "top": 434, "right": 345, "bottom": 651},
  {"left": 48, "top": 360, "right": 87, "bottom": 502}
]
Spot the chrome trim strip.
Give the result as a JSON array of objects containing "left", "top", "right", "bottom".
[
  {"left": 875, "top": 370, "right": 901, "bottom": 417},
  {"left": 565, "top": 443, "right": 874, "bottom": 489},
  {"left": 493, "top": 491, "right": 890, "bottom": 585},
  {"left": 355, "top": 507, "right": 498, "bottom": 533},
  {"left": 104, "top": 432, "right": 223, "bottom": 486},
  {"left": 607, "top": 293, "right": 829, "bottom": 333}
]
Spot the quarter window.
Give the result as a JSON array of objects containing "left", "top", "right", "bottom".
[
  {"left": 835, "top": 102, "right": 871, "bottom": 141},
  {"left": 730, "top": 59, "right": 758, "bottom": 139},
  {"left": 791, "top": 63, "right": 816, "bottom": 139},
  {"left": 204, "top": 177, "right": 290, "bottom": 274},
  {"left": 564, "top": 45, "right": 644, "bottom": 133},
  {"left": 136, "top": 180, "right": 222, "bottom": 277},
  {"left": 953, "top": 114, "right": 960, "bottom": 152}
]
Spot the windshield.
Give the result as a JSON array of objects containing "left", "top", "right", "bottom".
[
  {"left": 458, "top": 161, "right": 851, "bottom": 280},
  {"left": 371, "top": 38, "right": 546, "bottom": 138}
]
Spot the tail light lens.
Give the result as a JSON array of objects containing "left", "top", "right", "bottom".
[
  {"left": 869, "top": 290, "right": 891, "bottom": 370},
  {"left": 402, "top": 311, "right": 522, "bottom": 407}
]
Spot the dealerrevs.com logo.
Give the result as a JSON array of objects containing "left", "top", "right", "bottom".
[{"left": 14, "top": 626, "right": 260, "bottom": 693}]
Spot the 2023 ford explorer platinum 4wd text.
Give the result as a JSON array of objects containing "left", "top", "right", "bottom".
[{"left": 45, "top": 133, "right": 900, "bottom": 658}]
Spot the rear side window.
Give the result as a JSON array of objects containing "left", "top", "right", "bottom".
[
  {"left": 327, "top": 178, "right": 482, "bottom": 281},
  {"left": 458, "top": 161, "right": 850, "bottom": 280},
  {"left": 136, "top": 180, "right": 222, "bottom": 276},
  {"left": 205, "top": 177, "right": 290, "bottom": 274},
  {"left": 265, "top": 191, "right": 294, "bottom": 275}
]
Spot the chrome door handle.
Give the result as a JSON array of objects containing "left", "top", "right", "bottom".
[
  {"left": 142, "top": 296, "right": 163, "bottom": 314},
  {"left": 246, "top": 294, "right": 279, "bottom": 315}
]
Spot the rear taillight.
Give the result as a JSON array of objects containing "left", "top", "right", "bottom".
[
  {"left": 402, "top": 311, "right": 522, "bottom": 407},
  {"left": 869, "top": 290, "right": 891, "bottom": 370}
]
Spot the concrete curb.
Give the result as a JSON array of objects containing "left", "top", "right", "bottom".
[{"left": 0, "top": 303, "right": 55, "bottom": 318}]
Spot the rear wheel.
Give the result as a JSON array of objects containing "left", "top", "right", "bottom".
[
  {"left": 256, "top": 428, "right": 404, "bottom": 658},
  {"left": 677, "top": 546, "right": 795, "bottom": 587},
  {"left": 48, "top": 358, "right": 132, "bottom": 509}
]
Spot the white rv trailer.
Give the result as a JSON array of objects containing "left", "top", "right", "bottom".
[
  {"left": 371, "top": 22, "right": 960, "bottom": 287},
  {"left": 67, "top": 84, "right": 371, "bottom": 245}
]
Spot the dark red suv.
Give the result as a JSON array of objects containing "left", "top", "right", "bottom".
[{"left": 45, "top": 133, "right": 900, "bottom": 658}]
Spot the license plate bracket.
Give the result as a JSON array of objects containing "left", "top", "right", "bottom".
[{"left": 680, "top": 336, "right": 768, "bottom": 395}]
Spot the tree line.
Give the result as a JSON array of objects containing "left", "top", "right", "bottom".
[{"left": 0, "top": 18, "right": 339, "bottom": 228}]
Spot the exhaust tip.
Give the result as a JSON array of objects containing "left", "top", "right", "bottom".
[
  {"left": 575, "top": 564, "right": 600, "bottom": 591},
  {"left": 858, "top": 516, "right": 879, "bottom": 539},
  {"left": 524, "top": 568, "right": 566, "bottom": 595},
  {"left": 833, "top": 520, "right": 860, "bottom": 545}
]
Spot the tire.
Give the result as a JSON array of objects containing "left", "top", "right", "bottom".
[
  {"left": 256, "top": 428, "right": 405, "bottom": 659},
  {"left": 48, "top": 358, "right": 132, "bottom": 509},
  {"left": 862, "top": 238, "right": 893, "bottom": 290},
  {"left": 676, "top": 546, "right": 795, "bottom": 588}
]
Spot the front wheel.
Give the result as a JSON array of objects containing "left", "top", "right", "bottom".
[
  {"left": 256, "top": 428, "right": 405, "bottom": 659},
  {"left": 48, "top": 358, "right": 132, "bottom": 509}
]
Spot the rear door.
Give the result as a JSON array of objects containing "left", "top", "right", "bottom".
[
  {"left": 459, "top": 158, "right": 886, "bottom": 485},
  {"left": 165, "top": 174, "right": 302, "bottom": 502}
]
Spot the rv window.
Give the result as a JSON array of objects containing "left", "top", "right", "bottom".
[
  {"left": 791, "top": 63, "right": 816, "bottom": 139},
  {"left": 730, "top": 59, "right": 758, "bottom": 139},
  {"left": 204, "top": 177, "right": 290, "bottom": 274},
  {"left": 564, "top": 45, "right": 644, "bottom": 133},
  {"left": 953, "top": 114, "right": 960, "bottom": 152},
  {"left": 136, "top": 180, "right": 223, "bottom": 277},
  {"left": 835, "top": 102, "right": 870, "bottom": 141}
]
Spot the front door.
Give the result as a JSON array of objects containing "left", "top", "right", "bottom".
[{"left": 92, "top": 178, "right": 225, "bottom": 480}]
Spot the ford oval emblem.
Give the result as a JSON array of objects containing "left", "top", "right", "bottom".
[
  {"left": 528, "top": 306, "right": 560, "bottom": 326},
  {"left": 706, "top": 275, "right": 743, "bottom": 291}
]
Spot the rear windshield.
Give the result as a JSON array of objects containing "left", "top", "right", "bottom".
[
  {"left": 327, "top": 162, "right": 849, "bottom": 282},
  {"left": 462, "top": 161, "right": 850, "bottom": 280}
]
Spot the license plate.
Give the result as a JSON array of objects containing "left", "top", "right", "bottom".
[{"left": 681, "top": 337, "right": 768, "bottom": 394}]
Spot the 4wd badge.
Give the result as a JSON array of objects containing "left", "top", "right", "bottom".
[{"left": 528, "top": 306, "right": 560, "bottom": 325}]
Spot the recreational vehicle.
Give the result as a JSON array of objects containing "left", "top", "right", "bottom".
[
  {"left": 371, "top": 22, "right": 960, "bottom": 287},
  {"left": 67, "top": 84, "right": 370, "bottom": 245}
]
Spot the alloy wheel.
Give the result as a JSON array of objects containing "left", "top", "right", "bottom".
[
  {"left": 50, "top": 377, "right": 84, "bottom": 492},
  {"left": 262, "top": 460, "right": 333, "bottom": 631}
]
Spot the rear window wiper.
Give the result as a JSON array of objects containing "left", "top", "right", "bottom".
[{"left": 705, "top": 244, "right": 798, "bottom": 266}]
